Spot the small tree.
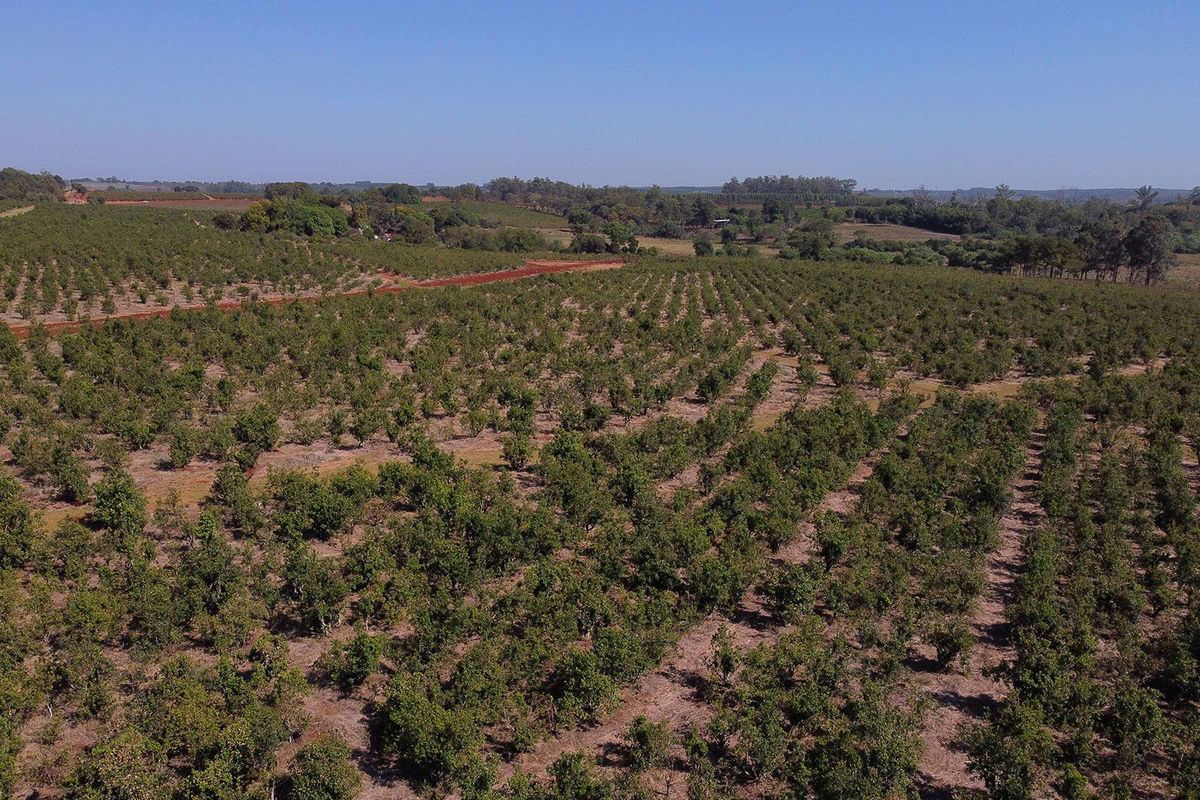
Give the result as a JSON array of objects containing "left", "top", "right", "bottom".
[
  {"left": 625, "top": 715, "right": 670, "bottom": 771},
  {"left": 51, "top": 445, "right": 92, "bottom": 503},
  {"left": 169, "top": 426, "right": 200, "bottom": 470},
  {"left": 929, "top": 618, "right": 973, "bottom": 671},
  {"left": 92, "top": 470, "right": 147, "bottom": 537},
  {"left": 233, "top": 402, "right": 281, "bottom": 464},
  {"left": 501, "top": 434, "right": 534, "bottom": 470},
  {"left": 284, "top": 734, "right": 361, "bottom": 800},
  {"left": 964, "top": 702, "right": 1052, "bottom": 800},
  {"left": 1124, "top": 214, "right": 1177, "bottom": 285},
  {"left": 710, "top": 624, "right": 739, "bottom": 685},
  {"left": 321, "top": 627, "right": 383, "bottom": 691},
  {"left": 0, "top": 473, "right": 34, "bottom": 570}
]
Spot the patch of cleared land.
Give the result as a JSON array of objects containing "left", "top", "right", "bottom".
[
  {"left": 104, "top": 197, "right": 257, "bottom": 210},
  {"left": 1167, "top": 252, "right": 1200, "bottom": 289},
  {"left": 435, "top": 201, "right": 565, "bottom": 227},
  {"left": 537, "top": 228, "right": 779, "bottom": 257},
  {"left": 836, "top": 222, "right": 961, "bottom": 243}
]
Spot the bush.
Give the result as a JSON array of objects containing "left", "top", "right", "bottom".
[
  {"left": 168, "top": 426, "right": 200, "bottom": 469},
  {"left": 929, "top": 618, "right": 973, "bottom": 671},
  {"left": 378, "top": 674, "right": 480, "bottom": 786},
  {"left": 625, "top": 715, "right": 670, "bottom": 771},
  {"left": 91, "top": 470, "right": 147, "bottom": 536},
  {"left": 501, "top": 434, "right": 534, "bottom": 470},
  {"left": 285, "top": 734, "right": 361, "bottom": 800},
  {"left": 321, "top": 628, "right": 383, "bottom": 690}
]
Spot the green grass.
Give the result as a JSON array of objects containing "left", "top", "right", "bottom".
[{"left": 429, "top": 200, "right": 565, "bottom": 228}]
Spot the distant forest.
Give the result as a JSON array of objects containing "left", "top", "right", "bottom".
[{"left": 0, "top": 168, "right": 64, "bottom": 204}]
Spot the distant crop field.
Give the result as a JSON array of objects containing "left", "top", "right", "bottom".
[
  {"left": 538, "top": 227, "right": 778, "bottom": 257},
  {"left": 535, "top": 227, "right": 699, "bottom": 255},
  {"left": 443, "top": 200, "right": 565, "bottom": 227},
  {"left": 836, "top": 222, "right": 961, "bottom": 243},
  {"left": 104, "top": 197, "right": 258, "bottom": 210},
  {"left": 1167, "top": 252, "right": 1200, "bottom": 289}
]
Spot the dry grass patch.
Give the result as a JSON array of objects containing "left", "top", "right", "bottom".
[{"left": 836, "top": 222, "right": 960, "bottom": 243}]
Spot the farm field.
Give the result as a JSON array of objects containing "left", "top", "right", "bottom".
[
  {"left": 1167, "top": 252, "right": 1200, "bottom": 288},
  {"left": 536, "top": 227, "right": 699, "bottom": 255},
  {"left": 0, "top": 205, "right": 610, "bottom": 326},
  {"left": 2, "top": 197, "right": 1200, "bottom": 800},
  {"left": 103, "top": 197, "right": 258, "bottom": 211},
  {"left": 450, "top": 201, "right": 565, "bottom": 228},
  {"left": 834, "top": 221, "right": 962, "bottom": 243},
  {"left": 4, "top": 0, "right": 1199, "bottom": 791},
  {"left": 537, "top": 227, "right": 780, "bottom": 258}
]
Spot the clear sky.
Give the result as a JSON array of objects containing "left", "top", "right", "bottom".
[{"left": 2, "top": 0, "right": 1197, "bottom": 189}]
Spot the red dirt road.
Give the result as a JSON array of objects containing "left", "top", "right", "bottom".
[{"left": 5, "top": 258, "right": 625, "bottom": 339}]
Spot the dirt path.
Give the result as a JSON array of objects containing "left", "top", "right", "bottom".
[
  {"left": 912, "top": 426, "right": 1045, "bottom": 797},
  {"left": 0, "top": 205, "right": 34, "bottom": 218},
  {"left": 501, "top": 436, "right": 897, "bottom": 785},
  {"left": 4, "top": 258, "right": 625, "bottom": 339}
]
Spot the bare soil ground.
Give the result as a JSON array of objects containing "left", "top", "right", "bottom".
[
  {"left": 912, "top": 427, "right": 1045, "bottom": 797},
  {"left": 0, "top": 205, "right": 35, "bottom": 217}
]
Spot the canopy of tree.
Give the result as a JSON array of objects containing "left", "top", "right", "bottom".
[{"left": 0, "top": 167, "right": 65, "bottom": 203}]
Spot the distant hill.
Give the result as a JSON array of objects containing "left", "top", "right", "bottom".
[
  {"left": 619, "top": 185, "right": 1198, "bottom": 204},
  {"left": 862, "top": 187, "right": 1195, "bottom": 205},
  {"left": 64, "top": 178, "right": 1198, "bottom": 206}
]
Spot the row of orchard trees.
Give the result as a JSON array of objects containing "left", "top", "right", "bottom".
[
  {"left": 967, "top": 364, "right": 1200, "bottom": 798},
  {"left": 0, "top": 337, "right": 898, "bottom": 796},
  {"left": 2, "top": 255, "right": 1199, "bottom": 514}
]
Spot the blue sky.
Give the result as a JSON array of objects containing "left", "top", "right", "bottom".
[{"left": 2, "top": 0, "right": 1197, "bottom": 188}]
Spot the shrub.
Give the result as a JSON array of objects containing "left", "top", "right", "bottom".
[
  {"left": 625, "top": 715, "right": 670, "bottom": 771},
  {"left": 321, "top": 628, "right": 383, "bottom": 691},
  {"left": 91, "top": 470, "right": 147, "bottom": 536},
  {"left": 285, "top": 734, "right": 361, "bottom": 800}
]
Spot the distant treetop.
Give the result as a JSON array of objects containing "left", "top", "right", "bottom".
[
  {"left": 0, "top": 167, "right": 65, "bottom": 203},
  {"left": 722, "top": 175, "right": 858, "bottom": 197}
]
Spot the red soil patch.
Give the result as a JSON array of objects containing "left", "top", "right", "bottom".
[
  {"left": 4, "top": 258, "right": 626, "bottom": 339},
  {"left": 418, "top": 259, "right": 623, "bottom": 287}
]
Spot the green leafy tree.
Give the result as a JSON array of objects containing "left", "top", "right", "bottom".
[
  {"left": 624, "top": 716, "right": 670, "bottom": 772},
  {"left": 91, "top": 470, "right": 147, "bottom": 537},
  {"left": 284, "top": 543, "right": 348, "bottom": 632},
  {"left": 168, "top": 426, "right": 200, "bottom": 470},
  {"left": 66, "top": 728, "right": 174, "bottom": 799},
  {"left": 0, "top": 473, "right": 35, "bottom": 569},
  {"left": 501, "top": 433, "right": 534, "bottom": 470},
  {"left": 284, "top": 734, "right": 361, "bottom": 800},
  {"left": 378, "top": 674, "right": 481, "bottom": 786},
  {"left": 0, "top": 719, "right": 18, "bottom": 800},
  {"left": 1124, "top": 213, "right": 1177, "bottom": 285},
  {"left": 321, "top": 627, "right": 383, "bottom": 690},
  {"left": 710, "top": 624, "right": 739, "bottom": 685},
  {"left": 233, "top": 402, "right": 281, "bottom": 465},
  {"left": 964, "top": 703, "right": 1052, "bottom": 800}
]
